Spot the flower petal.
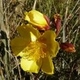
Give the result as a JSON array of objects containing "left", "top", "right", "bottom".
[
  {"left": 17, "top": 41, "right": 45, "bottom": 59},
  {"left": 30, "top": 32, "right": 37, "bottom": 42},
  {"left": 25, "top": 10, "right": 50, "bottom": 30},
  {"left": 20, "top": 58, "right": 42, "bottom": 73},
  {"left": 41, "top": 55, "right": 54, "bottom": 74},
  {"left": 11, "top": 24, "right": 40, "bottom": 55},
  {"left": 39, "top": 30, "right": 60, "bottom": 57}
]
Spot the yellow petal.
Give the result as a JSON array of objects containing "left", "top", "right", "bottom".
[
  {"left": 27, "top": 24, "right": 41, "bottom": 38},
  {"left": 17, "top": 41, "right": 42, "bottom": 59},
  {"left": 41, "top": 55, "right": 54, "bottom": 74},
  {"left": 11, "top": 26, "right": 30, "bottom": 55},
  {"left": 30, "top": 32, "right": 37, "bottom": 42},
  {"left": 20, "top": 58, "right": 41, "bottom": 73},
  {"left": 25, "top": 10, "right": 49, "bottom": 30},
  {"left": 11, "top": 24, "right": 40, "bottom": 55},
  {"left": 39, "top": 30, "right": 60, "bottom": 57}
]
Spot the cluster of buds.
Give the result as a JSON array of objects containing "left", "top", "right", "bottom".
[{"left": 52, "top": 13, "right": 76, "bottom": 53}]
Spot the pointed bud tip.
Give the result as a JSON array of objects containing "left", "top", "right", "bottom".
[{"left": 60, "top": 42, "right": 76, "bottom": 53}]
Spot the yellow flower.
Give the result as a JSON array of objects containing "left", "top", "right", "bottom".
[
  {"left": 24, "top": 10, "right": 50, "bottom": 30},
  {"left": 11, "top": 24, "right": 60, "bottom": 74}
]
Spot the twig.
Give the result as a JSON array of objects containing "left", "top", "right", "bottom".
[
  {"left": 32, "top": 0, "right": 38, "bottom": 10},
  {"left": 69, "top": 56, "right": 80, "bottom": 80},
  {"left": 67, "top": 5, "right": 80, "bottom": 25},
  {"left": 62, "top": 0, "right": 71, "bottom": 42},
  {"left": 15, "top": 57, "right": 22, "bottom": 80},
  {"left": 70, "top": 0, "right": 80, "bottom": 13},
  {"left": 73, "top": 27, "right": 79, "bottom": 45},
  {"left": 66, "top": 18, "right": 79, "bottom": 42},
  {"left": 53, "top": 0, "right": 57, "bottom": 13},
  {"left": 62, "top": 0, "right": 80, "bottom": 42}
]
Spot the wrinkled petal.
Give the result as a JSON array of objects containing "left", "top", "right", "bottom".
[
  {"left": 38, "top": 30, "right": 60, "bottom": 57},
  {"left": 41, "top": 55, "right": 54, "bottom": 74},
  {"left": 20, "top": 58, "right": 42, "bottom": 73},
  {"left": 25, "top": 10, "right": 50, "bottom": 30},
  {"left": 11, "top": 24, "right": 40, "bottom": 55}
]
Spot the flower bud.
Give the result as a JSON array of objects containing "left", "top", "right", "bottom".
[
  {"left": 60, "top": 42, "right": 76, "bottom": 53},
  {"left": 24, "top": 10, "right": 50, "bottom": 30},
  {"left": 53, "top": 14, "right": 61, "bottom": 35}
]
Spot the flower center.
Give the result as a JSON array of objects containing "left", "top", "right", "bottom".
[{"left": 25, "top": 41, "right": 47, "bottom": 60}]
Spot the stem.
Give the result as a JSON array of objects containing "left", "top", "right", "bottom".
[
  {"left": 73, "top": 27, "right": 79, "bottom": 45},
  {"left": 62, "top": 0, "right": 80, "bottom": 42},
  {"left": 71, "top": 0, "right": 80, "bottom": 13},
  {"left": 69, "top": 56, "right": 80, "bottom": 80},
  {"left": 53, "top": 0, "right": 57, "bottom": 13},
  {"left": 62, "top": 25, "right": 66, "bottom": 43},
  {"left": 0, "top": 0, "right": 4, "bottom": 30},
  {"left": 32, "top": 0, "right": 38, "bottom": 10},
  {"left": 62, "top": 0, "right": 71, "bottom": 42},
  {"left": 62, "top": 0, "right": 71, "bottom": 70},
  {"left": 30, "top": 73, "right": 35, "bottom": 80},
  {"left": 15, "top": 57, "right": 22, "bottom": 80}
]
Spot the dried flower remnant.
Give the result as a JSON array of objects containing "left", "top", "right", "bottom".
[
  {"left": 60, "top": 42, "right": 76, "bottom": 53},
  {"left": 53, "top": 14, "right": 61, "bottom": 35}
]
